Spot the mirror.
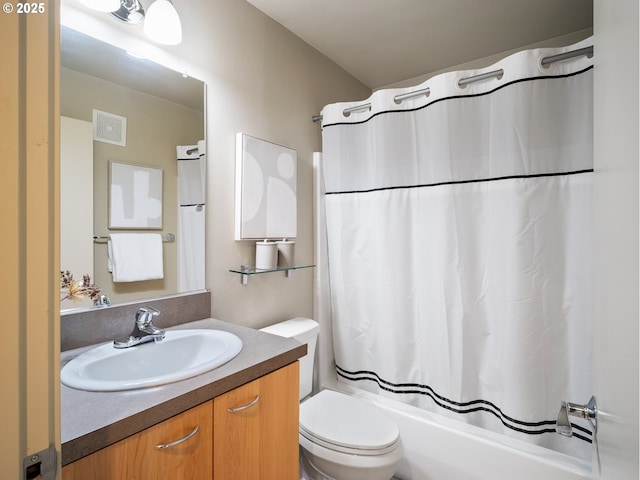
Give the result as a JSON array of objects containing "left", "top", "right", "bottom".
[{"left": 60, "top": 26, "right": 206, "bottom": 312}]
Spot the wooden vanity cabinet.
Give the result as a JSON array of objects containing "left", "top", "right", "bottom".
[
  {"left": 62, "top": 362, "right": 299, "bottom": 480},
  {"left": 62, "top": 400, "right": 213, "bottom": 480},
  {"left": 213, "top": 362, "right": 299, "bottom": 480}
]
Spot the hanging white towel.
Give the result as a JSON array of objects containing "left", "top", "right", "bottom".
[{"left": 108, "top": 233, "right": 164, "bottom": 282}]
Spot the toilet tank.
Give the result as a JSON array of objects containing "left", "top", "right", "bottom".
[{"left": 260, "top": 317, "right": 319, "bottom": 400}]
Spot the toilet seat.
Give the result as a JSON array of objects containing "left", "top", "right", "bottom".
[{"left": 300, "top": 390, "right": 400, "bottom": 456}]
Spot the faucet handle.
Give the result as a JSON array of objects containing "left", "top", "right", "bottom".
[
  {"left": 94, "top": 294, "right": 111, "bottom": 307},
  {"left": 139, "top": 305, "right": 160, "bottom": 315},
  {"left": 556, "top": 401, "right": 573, "bottom": 437},
  {"left": 135, "top": 305, "right": 160, "bottom": 325},
  {"left": 114, "top": 305, "right": 164, "bottom": 348}
]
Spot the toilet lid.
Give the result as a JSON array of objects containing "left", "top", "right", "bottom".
[{"left": 299, "top": 390, "right": 399, "bottom": 451}]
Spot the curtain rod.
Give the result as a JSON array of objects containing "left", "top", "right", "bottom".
[
  {"left": 458, "top": 69, "right": 503, "bottom": 88},
  {"left": 541, "top": 46, "right": 593, "bottom": 66},
  {"left": 311, "top": 45, "right": 593, "bottom": 123}
]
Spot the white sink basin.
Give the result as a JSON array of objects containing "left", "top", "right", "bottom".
[{"left": 61, "top": 329, "right": 243, "bottom": 392}]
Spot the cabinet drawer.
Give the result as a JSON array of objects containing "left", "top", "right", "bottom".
[
  {"left": 62, "top": 401, "right": 212, "bottom": 480},
  {"left": 213, "top": 362, "right": 299, "bottom": 480}
]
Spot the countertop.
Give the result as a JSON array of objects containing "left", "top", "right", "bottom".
[{"left": 61, "top": 318, "right": 306, "bottom": 466}]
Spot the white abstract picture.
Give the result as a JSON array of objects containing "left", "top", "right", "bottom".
[
  {"left": 235, "top": 133, "right": 297, "bottom": 240},
  {"left": 109, "top": 161, "right": 163, "bottom": 229}
]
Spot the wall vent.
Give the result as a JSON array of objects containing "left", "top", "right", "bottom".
[{"left": 93, "top": 109, "right": 127, "bottom": 146}]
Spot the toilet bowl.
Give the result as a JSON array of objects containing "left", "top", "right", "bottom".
[
  {"left": 299, "top": 389, "right": 403, "bottom": 480},
  {"left": 260, "top": 318, "right": 403, "bottom": 480}
]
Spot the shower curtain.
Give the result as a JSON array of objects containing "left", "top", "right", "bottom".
[
  {"left": 320, "top": 39, "right": 593, "bottom": 460},
  {"left": 177, "top": 141, "right": 206, "bottom": 292}
]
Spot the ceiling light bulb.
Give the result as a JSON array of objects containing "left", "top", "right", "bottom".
[
  {"left": 144, "top": 0, "right": 182, "bottom": 46},
  {"left": 78, "top": 0, "right": 121, "bottom": 13}
]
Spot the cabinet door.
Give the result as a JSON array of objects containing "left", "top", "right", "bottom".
[
  {"left": 213, "top": 362, "right": 299, "bottom": 480},
  {"left": 62, "top": 400, "right": 213, "bottom": 480}
]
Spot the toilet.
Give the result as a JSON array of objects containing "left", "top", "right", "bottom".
[{"left": 260, "top": 318, "right": 403, "bottom": 480}]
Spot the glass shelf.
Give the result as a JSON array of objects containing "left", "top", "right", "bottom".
[{"left": 229, "top": 264, "right": 315, "bottom": 284}]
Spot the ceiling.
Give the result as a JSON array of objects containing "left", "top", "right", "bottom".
[{"left": 246, "top": 0, "right": 593, "bottom": 89}]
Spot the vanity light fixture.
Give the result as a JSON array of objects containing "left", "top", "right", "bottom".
[
  {"left": 79, "top": 0, "right": 183, "bottom": 46},
  {"left": 111, "top": 0, "right": 145, "bottom": 24},
  {"left": 144, "top": 0, "right": 183, "bottom": 46}
]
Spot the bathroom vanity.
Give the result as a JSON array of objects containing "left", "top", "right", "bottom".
[{"left": 60, "top": 316, "right": 304, "bottom": 480}]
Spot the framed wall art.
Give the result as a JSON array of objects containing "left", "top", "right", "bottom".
[
  {"left": 235, "top": 133, "right": 297, "bottom": 240},
  {"left": 109, "top": 161, "right": 163, "bottom": 229}
]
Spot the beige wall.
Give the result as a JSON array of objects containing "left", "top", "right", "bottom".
[
  {"left": 62, "top": 0, "right": 371, "bottom": 329},
  {"left": 60, "top": 67, "right": 204, "bottom": 303},
  {"left": 185, "top": 0, "right": 371, "bottom": 328}
]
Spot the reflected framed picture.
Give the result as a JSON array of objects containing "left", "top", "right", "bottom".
[
  {"left": 234, "top": 133, "right": 297, "bottom": 240},
  {"left": 109, "top": 161, "right": 163, "bottom": 229}
]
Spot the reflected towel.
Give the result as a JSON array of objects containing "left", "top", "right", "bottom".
[{"left": 108, "top": 233, "right": 164, "bottom": 282}]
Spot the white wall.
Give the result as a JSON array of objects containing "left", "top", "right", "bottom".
[
  {"left": 60, "top": 116, "right": 93, "bottom": 288},
  {"left": 592, "top": 0, "right": 639, "bottom": 477},
  {"left": 61, "top": 0, "right": 371, "bottom": 329}
]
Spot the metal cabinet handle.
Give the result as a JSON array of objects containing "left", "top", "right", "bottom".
[
  {"left": 228, "top": 395, "right": 260, "bottom": 413},
  {"left": 154, "top": 425, "right": 199, "bottom": 449}
]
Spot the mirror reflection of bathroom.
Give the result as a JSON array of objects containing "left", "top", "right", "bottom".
[{"left": 60, "top": 27, "right": 206, "bottom": 310}]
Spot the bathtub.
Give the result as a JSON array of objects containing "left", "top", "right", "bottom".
[{"left": 335, "top": 386, "right": 592, "bottom": 480}]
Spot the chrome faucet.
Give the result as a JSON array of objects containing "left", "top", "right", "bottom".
[
  {"left": 556, "top": 395, "right": 597, "bottom": 437},
  {"left": 113, "top": 306, "right": 165, "bottom": 348},
  {"left": 94, "top": 294, "right": 111, "bottom": 307}
]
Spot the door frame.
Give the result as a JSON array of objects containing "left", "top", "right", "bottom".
[{"left": 0, "top": 3, "right": 61, "bottom": 478}]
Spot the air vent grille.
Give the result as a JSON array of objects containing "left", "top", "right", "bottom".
[{"left": 93, "top": 109, "right": 127, "bottom": 146}]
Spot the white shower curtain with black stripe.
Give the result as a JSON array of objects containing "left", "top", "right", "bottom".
[
  {"left": 320, "top": 39, "right": 593, "bottom": 460},
  {"left": 177, "top": 141, "right": 206, "bottom": 292}
]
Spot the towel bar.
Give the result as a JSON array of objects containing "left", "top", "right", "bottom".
[{"left": 93, "top": 233, "right": 176, "bottom": 242}]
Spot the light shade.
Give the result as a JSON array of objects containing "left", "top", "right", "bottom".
[
  {"left": 143, "top": 0, "right": 182, "bottom": 45},
  {"left": 78, "top": 0, "right": 120, "bottom": 13}
]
